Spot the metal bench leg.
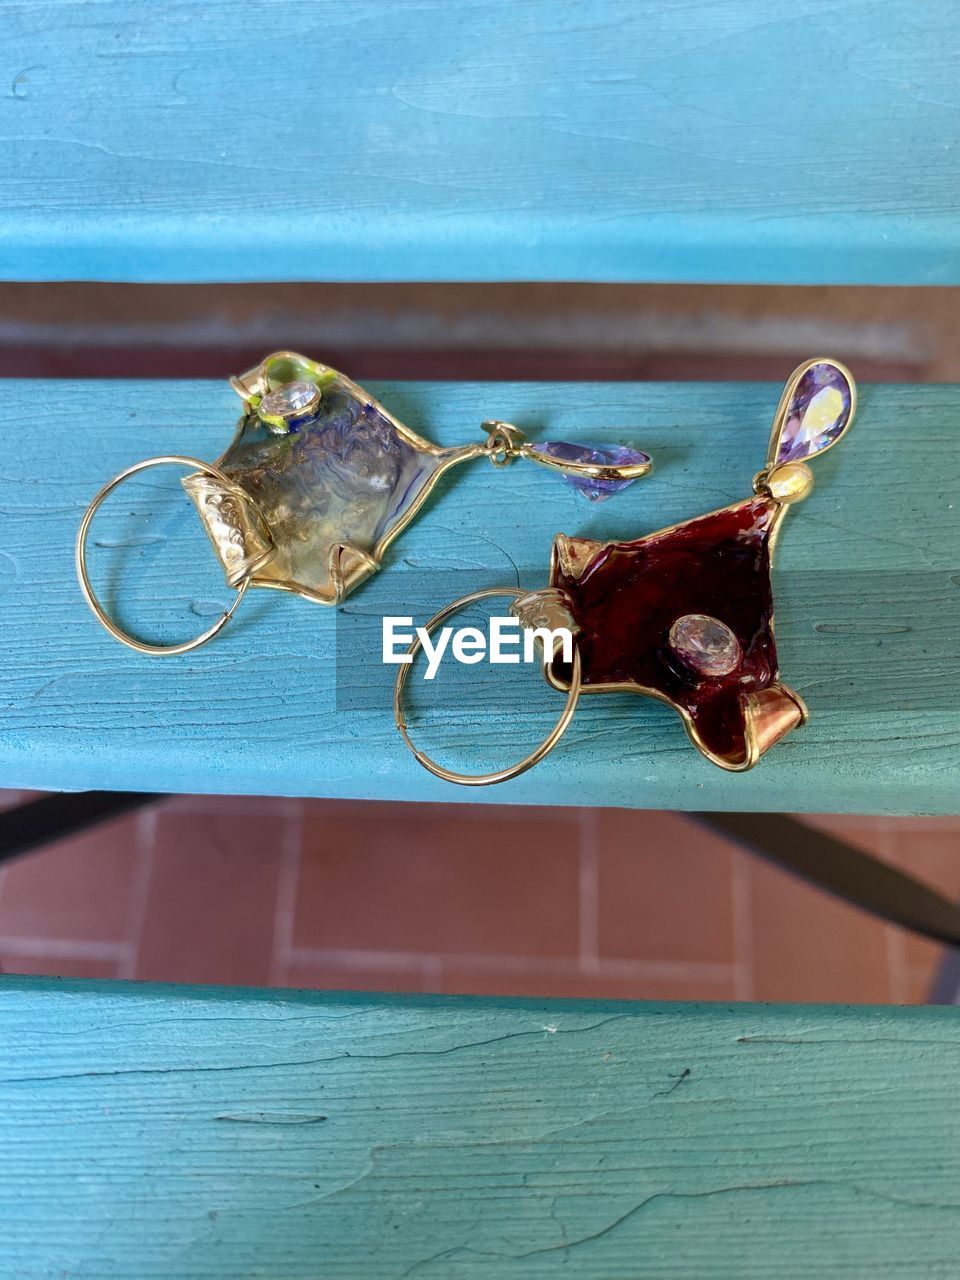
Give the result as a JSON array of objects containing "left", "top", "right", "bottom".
[
  {"left": 692, "top": 812, "right": 960, "bottom": 950},
  {"left": 0, "top": 792, "right": 159, "bottom": 867}
]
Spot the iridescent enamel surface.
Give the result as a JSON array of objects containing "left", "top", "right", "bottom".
[
  {"left": 194, "top": 372, "right": 456, "bottom": 600},
  {"left": 775, "top": 361, "right": 852, "bottom": 464},
  {"left": 549, "top": 497, "right": 784, "bottom": 765}
]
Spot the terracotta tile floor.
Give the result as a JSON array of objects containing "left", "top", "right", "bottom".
[{"left": 0, "top": 792, "right": 957, "bottom": 1003}]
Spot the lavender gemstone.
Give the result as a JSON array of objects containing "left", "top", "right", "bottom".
[
  {"left": 533, "top": 441, "right": 651, "bottom": 502},
  {"left": 776, "top": 362, "right": 852, "bottom": 464}
]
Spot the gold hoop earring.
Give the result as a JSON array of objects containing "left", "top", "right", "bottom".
[
  {"left": 393, "top": 587, "right": 582, "bottom": 786},
  {"left": 75, "top": 456, "right": 257, "bottom": 656}
]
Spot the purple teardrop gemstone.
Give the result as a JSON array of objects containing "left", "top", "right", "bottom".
[
  {"left": 532, "top": 441, "right": 651, "bottom": 502},
  {"left": 776, "top": 362, "right": 852, "bottom": 464}
]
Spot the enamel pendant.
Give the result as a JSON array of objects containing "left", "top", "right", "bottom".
[
  {"left": 395, "top": 358, "right": 856, "bottom": 782},
  {"left": 77, "top": 351, "right": 652, "bottom": 655}
]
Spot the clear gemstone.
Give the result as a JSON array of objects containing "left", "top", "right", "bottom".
[
  {"left": 258, "top": 380, "right": 320, "bottom": 423},
  {"left": 532, "top": 441, "right": 651, "bottom": 501},
  {"left": 776, "top": 362, "right": 852, "bottom": 464},
  {"left": 668, "top": 613, "right": 742, "bottom": 677}
]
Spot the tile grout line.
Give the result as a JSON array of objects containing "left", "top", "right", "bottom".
[
  {"left": 422, "top": 956, "right": 443, "bottom": 992},
  {"left": 116, "top": 805, "right": 158, "bottom": 981},
  {"left": 577, "top": 808, "right": 600, "bottom": 972},
  {"left": 269, "top": 807, "right": 304, "bottom": 986},
  {"left": 286, "top": 944, "right": 736, "bottom": 983},
  {"left": 730, "top": 851, "right": 755, "bottom": 1001},
  {"left": 0, "top": 936, "right": 131, "bottom": 962},
  {"left": 289, "top": 945, "right": 454, "bottom": 974}
]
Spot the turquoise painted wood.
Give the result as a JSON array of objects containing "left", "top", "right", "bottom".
[
  {"left": 0, "top": 377, "right": 957, "bottom": 812},
  {"left": 2, "top": 1, "right": 960, "bottom": 284},
  {"left": 2, "top": 976, "right": 960, "bottom": 1277}
]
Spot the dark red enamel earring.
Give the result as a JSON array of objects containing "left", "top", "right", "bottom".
[{"left": 395, "top": 358, "right": 856, "bottom": 783}]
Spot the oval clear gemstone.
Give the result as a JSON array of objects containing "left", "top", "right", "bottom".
[
  {"left": 668, "top": 613, "right": 742, "bottom": 677},
  {"left": 259, "top": 380, "right": 320, "bottom": 422}
]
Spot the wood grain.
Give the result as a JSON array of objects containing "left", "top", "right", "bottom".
[
  {"left": 1, "top": 1, "right": 959, "bottom": 283},
  {"left": 2, "top": 976, "right": 960, "bottom": 1277},
  {"left": 0, "top": 377, "right": 956, "bottom": 812}
]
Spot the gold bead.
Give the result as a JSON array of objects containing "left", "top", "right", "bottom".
[{"left": 764, "top": 461, "right": 814, "bottom": 504}]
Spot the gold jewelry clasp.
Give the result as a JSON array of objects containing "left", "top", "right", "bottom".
[
  {"left": 481, "top": 420, "right": 527, "bottom": 466},
  {"left": 481, "top": 420, "right": 654, "bottom": 488}
]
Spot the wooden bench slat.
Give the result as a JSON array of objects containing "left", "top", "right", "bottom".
[
  {"left": 2, "top": 1, "right": 960, "bottom": 283},
  {"left": 0, "top": 378, "right": 956, "bottom": 812},
  {"left": 2, "top": 976, "right": 960, "bottom": 1277}
]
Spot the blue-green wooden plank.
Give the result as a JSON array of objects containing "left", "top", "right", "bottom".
[
  {"left": 2, "top": 0, "right": 960, "bottom": 283},
  {"left": 0, "top": 377, "right": 956, "bottom": 812},
  {"left": 2, "top": 977, "right": 960, "bottom": 1278}
]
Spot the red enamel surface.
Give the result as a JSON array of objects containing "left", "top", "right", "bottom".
[{"left": 550, "top": 497, "right": 782, "bottom": 765}]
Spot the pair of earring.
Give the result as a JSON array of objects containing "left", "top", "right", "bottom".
[{"left": 77, "top": 352, "right": 856, "bottom": 782}]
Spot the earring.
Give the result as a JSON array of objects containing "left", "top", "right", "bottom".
[
  {"left": 76, "top": 351, "right": 653, "bottom": 655},
  {"left": 395, "top": 358, "right": 856, "bottom": 782}
]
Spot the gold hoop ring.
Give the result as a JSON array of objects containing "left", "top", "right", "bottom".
[
  {"left": 76, "top": 455, "right": 250, "bottom": 656},
  {"left": 393, "top": 587, "right": 581, "bottom": 786}
]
